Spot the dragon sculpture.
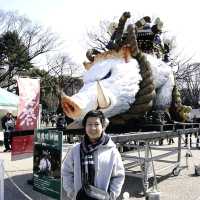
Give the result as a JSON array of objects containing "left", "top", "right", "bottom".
[{"left": 61, "top": 12, "right": 191, "bottom": 129}]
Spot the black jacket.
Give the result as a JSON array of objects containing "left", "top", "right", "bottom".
[{"left": 1, "top": 115, "right": 9, "bottom": 130}]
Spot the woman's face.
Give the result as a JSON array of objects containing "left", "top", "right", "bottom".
[{"left": 85, "top": 117, "right": 104, "bottom": 142}]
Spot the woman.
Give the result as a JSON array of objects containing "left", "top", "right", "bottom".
[{"left": 62, "top": 110, "right": 125, "bottom": 200}]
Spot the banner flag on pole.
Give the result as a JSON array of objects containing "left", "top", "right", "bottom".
[
  {"left": 11, "top": 130, "right": 34, "bottom": 161},
  {"left": 12, "top": 77, "right": 40, "bottom": 160},
  {"left": 15, "top": 77, "right": 40, "bottom": 130}
]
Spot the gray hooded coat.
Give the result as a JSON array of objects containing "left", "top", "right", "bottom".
[{"left": 62, "top": 138, "right": 125, "bottom": 200}]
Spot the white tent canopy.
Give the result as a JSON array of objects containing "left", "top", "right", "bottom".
[{"left": 0, "top": 88, "right": 19, "bottom": 116}]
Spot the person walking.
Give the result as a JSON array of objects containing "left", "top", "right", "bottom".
[
  {"left": 50, "top": 113, "right": 57, "bottom": 127},
  {"left": 62, "top": 110, "right": 125, "bottom": 200},
  {"left": 56, "top": 113, "right": 66, "bottom": 129},
  {"left": 1, "top": 112, "right": 15, "bottom": 152}
]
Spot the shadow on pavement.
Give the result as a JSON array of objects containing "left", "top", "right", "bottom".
[
  {"left": 4, "top": 173, "right": 53, "bottom": 200},
  {"left": 118, "top": 176, "right": 144, "bottom": 199},
  {"left": 118, "top": 172, "right": 177, "bottom": 199},
  {"left": 4, "top": 169, "right": 193, "bottom": 200}
]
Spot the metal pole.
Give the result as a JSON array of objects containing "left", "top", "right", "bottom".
[
  {"left": 0, "top": 160, "right": 4, "bottom": 200},
  {"left": 177, "top": 133, "right": 181, "bottom": 166},
  {"left": 143, "top": 140, "right": 150, "bottom": 193}
]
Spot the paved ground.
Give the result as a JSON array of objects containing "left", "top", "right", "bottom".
[
  {"left": 1, "top": 132, "right": 200, "bottom": 200},
  {"left": 121, "top": 146, "right": 200, "bottom": 200}
]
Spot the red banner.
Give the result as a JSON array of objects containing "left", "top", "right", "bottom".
[
  {"left": 11, "top": 134, "right": 34, "bottom": 161},
  {"left": 15, "top": 78, "right": 40, "bottom": 130}
]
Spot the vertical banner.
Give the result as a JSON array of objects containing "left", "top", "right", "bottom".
[
  {"left": 33, "top": 129, "right": 63, "bottom": 200},
  {"left": 11, "top": 77, "right": 40, "bottom": 160},
  {"left": 15, "top": 77, "right": 40, "bottom": 130},
  {"left": 11, "top": 130, "right": 34, "bottom": 161}
]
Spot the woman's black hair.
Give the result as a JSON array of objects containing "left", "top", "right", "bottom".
[{"left": 82, "top": 110, "right": 106, "bottom": 128}]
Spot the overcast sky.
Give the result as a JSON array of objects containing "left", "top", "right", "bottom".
[{"left": 1, "top": 0, "right": 200, "bottom": 66}]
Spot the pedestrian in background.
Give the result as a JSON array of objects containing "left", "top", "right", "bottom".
[
  {"left": 56, "top": 113, "right": 66, "bottom": 129},
  {"left": 50, "top": 113, "right": 57, "bottom": 127},
  {"left": 1, "top": 112, "right": 15, "bottom": 152}
]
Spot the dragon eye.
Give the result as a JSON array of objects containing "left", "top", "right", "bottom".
[{"left": 100, "top": 70, "right": 111, "bottom": 80}]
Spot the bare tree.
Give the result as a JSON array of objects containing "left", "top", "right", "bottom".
[
  {"left": 0, "top": 10, "right": 59, "bottom": 56},
  {"left": 175, "top": 61, "right": 200, "bottom": 107},
  {"left": 0, "top": 10, "right": 60, "bottom": 89},
  {"left": 46, "top": 54, "right": 81, "bottom": 90},
  {"left": 86, "top": 20, "right": 115, "bottom": 52},
  {"left": 43, "top": 53, "right": 83, "bottom": 111}
]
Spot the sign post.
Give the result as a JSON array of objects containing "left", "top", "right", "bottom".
[{"left": 33, "top": 129, "right": 63, "bottom": 200}]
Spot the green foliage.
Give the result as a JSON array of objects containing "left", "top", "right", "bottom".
[
  {"left": 0, "top": 30, "right": 32, "bottom": 71},
  {"left": 0, "top": 10, "right": 59, "bottom": 90},
  {"left": 26, "top": 68, "right": 83, "bottom": 112},
  {"left": 0, "top": 10, "right": 82, "bottom": 112}
]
